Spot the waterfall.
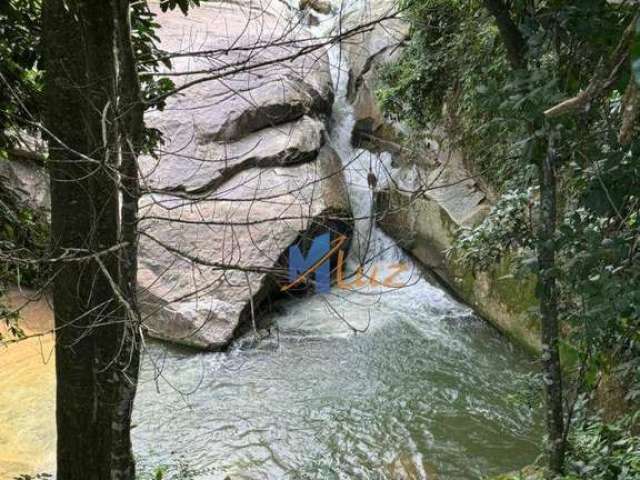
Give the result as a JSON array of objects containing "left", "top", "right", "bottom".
[
  {"left": 327, "top": 46, "right": 403, "bottom": 267},
  {"left": 131, "top": 5, "right": 543, "bottom": 480},
  {"left": 303, "top": 3, "right": 413, "bottom": 294},
  {"left": 129, "top": 7, "right": 543, "bottom": 480}
]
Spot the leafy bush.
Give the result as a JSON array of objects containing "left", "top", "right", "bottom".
[
  {"left": 376, "top": 0, "right": 630, "bottom": 191},
  {"left": 453, "top": 188, "right": 537, "bottom": 270},
  {"left": 565, "top": 411, "right": 640, "bottom": 479},
  {"left": 0, "top": 0, "right": 42, "bottom": 150},
  {"left": 490, "top": 409, "right": 640, "bottom": 480}
]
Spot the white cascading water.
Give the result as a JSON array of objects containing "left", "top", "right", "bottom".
[
  {"left": 128, "top": 3, "right": 544, "bottom": 478},
  {"left": 314, "top": 0, "right": 404, "bottom": 268},
  {"left": 326, "top": 44, "right": 404, "bottom": 269}
]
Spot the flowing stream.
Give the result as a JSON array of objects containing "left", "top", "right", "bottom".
[
  {"left": 0, "top": 2, "right": 543, "bottom": 479},
  {"left": 131, "top": 4, "right": 543, "bottom": 478}
]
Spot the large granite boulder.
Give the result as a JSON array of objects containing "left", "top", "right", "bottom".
[
  {"left": 139, "top": 145, "right": 350, "bottom": 350},
  {"left": 144, "top": 1, "right": 333, "bottom": 144},
  {"left": 138, "top": 3, "right": 351, "bottom": 349},
  {"left": 0, "top": 151, "right": 49, "bottom": 213}
]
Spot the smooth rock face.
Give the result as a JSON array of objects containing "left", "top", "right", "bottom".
[
  {"left": 376, "top": 139, "right": 489, "bottom": 277},
  {"left": 144, "top": 2, "right": 333, "bottom": 145},
  {"left": 139, "top": 146, "right": 350, "bottom": 350},
  {"left": 0, "top": 155, "right": 50, "bottom": 212},
  {"left": 341, "top": 0, "right": 409, "bottom": 145},
  {"left": 376, "top": 139, "right": 540, "bottom": 352},
  {"left": 138, "top": 4, "right": 350, "bottom": 349},
  {"left": 141, "top": 115, "right": 325, "bottom": 193}
]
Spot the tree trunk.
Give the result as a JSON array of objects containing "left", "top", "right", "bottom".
[
  {"left": 108, "top": 1, "right": 145, "bottom": 477},
  {"left": 482, "top": 0, "right": 527, "bottom": 70},
  {"left": 42, "top": 0, "right": 142, "bottom": 478},
  {"left": 537, "top": 132, "right": 565, "bottom": 476}
]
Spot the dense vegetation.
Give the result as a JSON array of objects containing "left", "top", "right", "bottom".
[
  {"left": 378, "top": 0, "right": 640, "bottom": 477},
  {"left": 0, "top": 0, "right": 47, "bottom": 339},
  {"left": 1, "top": 0, "right": 639, "bottom": 477}
]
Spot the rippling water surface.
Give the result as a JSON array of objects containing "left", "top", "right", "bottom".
[
  {"left": 133, "top": 275, "right": 542, "bottom": 480},
  {"left": 132, "top": 0, "right": 542, "bottom": 476},
  {"left": 0, "top": 1, "right": 542, "bottom": 478}
]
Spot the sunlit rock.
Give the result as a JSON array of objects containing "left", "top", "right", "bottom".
[
  {"left": 136, "top": 4, "right": 351, "bottom": 349},
  {"left": 138, "top": 145, "right": 351, "bottom": 350}
]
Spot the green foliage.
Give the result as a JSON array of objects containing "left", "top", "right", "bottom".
[
  {"left": 376, "top": 0, "right": 467, "bottom": 128},
  {"left": 130, "top": 2, "right": 176, "bottom": 154},
  {"left": 391, "top": 0, "right": 640, "bottom": 386},
  {"left": 556, "top": 144, "right": 640, "bottom": 395},
  {"left": 564, "top": 409, "right": 640, "bottom": 479},
  {"left": 377, "top": 0, "right": 630, "bottom": 190},
  {"left": 0, "top": 1, "right": 185, "bottom": 157},
  {"left": 456, "top": 122, "right": 640, "bottom": 385},
  {"left": 379, "top": 0, "right": 640, "bottom": 474},
  {"left": 0, "top": 0, "right": 42, "bottom": 150},
  {"left": 138, "top": 458, "right": 216, "bottom": 480},
  {"left": 0, "top": 2, "right": 45, "bottom": 340},
  {"left": 0, "top": 0, "right": 199, "bottom": 281},
  {"left": 489, "top": 409, "right": 640, "bottom": 480},
  {"left": 453, "top": 188, "right": 537, "bottom": 270}
]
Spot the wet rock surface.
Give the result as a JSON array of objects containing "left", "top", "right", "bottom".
[
  {"left": 375, "top": 138, "right": 539, "bottom": 352},
  {"left": 340, "top": 0, "right": 409, "bottom": 147}
]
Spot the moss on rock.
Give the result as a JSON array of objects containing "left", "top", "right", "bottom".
[{"left": 376, "top": 186, "right": 541, "bottom": 354}]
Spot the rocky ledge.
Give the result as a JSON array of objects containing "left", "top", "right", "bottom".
[{"left": 340, "top": 0, "right": 409, "bottom": 148}]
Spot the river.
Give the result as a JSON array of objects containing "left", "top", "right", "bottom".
[
  {"left": 133, "top": 280, "right": 542, "bottom": 479},
  {"left": 0, "top": 1, "right": 542, "bottom": 478},
  {"left": 130, "top": 6, "right": 543, "bottom": 479}
]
